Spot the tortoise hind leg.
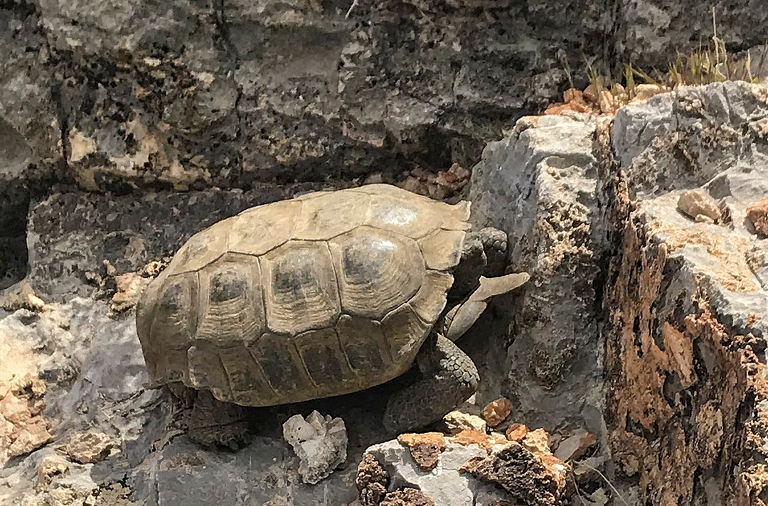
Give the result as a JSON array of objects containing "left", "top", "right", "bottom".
[
  {"left": 187, "top": 390, "right": 251, "bottom": 450},
  {"left": 383, "top": 334, "right": 479, "bottom": 433}
]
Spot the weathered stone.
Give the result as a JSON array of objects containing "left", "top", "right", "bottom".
[
  {"left": 36, "top": 455, "right": 70, "bottom": 487},
  {"left": 554, "top": 430, "right": 597, "bottom": 462},
  {"left": 747, "top": 198, "right": 768, "bottom": 237},
  {"left": 283, "top": 410, "right": 348, "bottom": 485},
  {"left": 442, "top": 410, "right": 487, "bottom": 435},
  {"left": 57, "top": 431, "right": 120, "bottom": 464},
  {"left": 461, "top": 442, "right": 570, "bottom": 506},
  {"left": 25, "top": 186, "right": 304, "bottom": 301},
  {"left": 0, "top": 350, "right": 53, "bottom": 466},
  {"left": 677, "top": 189, "right": 722, "bottom": 222},
  {"left": 607, "top": 82, "right": 768, "bottom": 504},
  {"left": 470, "top": 113, "right": 604, "bottom": 436},
  {"left": 380, "top": 488, "right": 436, "bottom": 506},
  {"left": 450, "top": 430, "right": 507, "bottom": 453},
  {"left": 357, "top": 454, "right": 390, "bottom": 506},
  {"left": 505, "top": 424, "right": 529, "bottom": 442},
  {"left": 109, "top": 272, "right": 149, "bottom": 313},
  {"left": 520, "top": 428, "right": 552, "bottom": 455},
  {"left": 631, "top": 84, "right": 669, "bottom": 102},
  {"left": 396, "top": 433, "right": 446, "bottom": 471},
  {"left": 480, "top": 397, "right": 514, "bottom": 427},
  {"left": 361, "top": 438, "right": 508, "bottom": 506}
]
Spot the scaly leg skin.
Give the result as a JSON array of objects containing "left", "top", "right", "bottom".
[
  {"left": 474, "top": 227, "right": 508, "bottom": 277},
  {"left": 187, "top": 390, "right": 251, "bottom": 450},
  {"left": 383, "top": 334, "right": 479, "bottom": 434},
  {"left": 452, "top": 227, "right": 510, "bottom": 298}
]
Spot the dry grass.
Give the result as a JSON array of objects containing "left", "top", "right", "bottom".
[{"left": 582, "top": 8, "right": 767, "bottom": 110}]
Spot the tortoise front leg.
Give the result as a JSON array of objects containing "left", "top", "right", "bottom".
[
  {"left": 186, "top": 389, "right": 251, "bottom": 450},
  {"left": 382, "top": 333, "right": 479, "bottom": 433},
  {"left": 443, "top": 272, "right": 529, "bottom": 342}
]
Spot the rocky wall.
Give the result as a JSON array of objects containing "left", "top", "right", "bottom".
[
  {"left": 603, "top": 83, "right": 768, "bottom": 504},
  {"left": 468, "top": 113, "right": 605, "bottom": 433}
]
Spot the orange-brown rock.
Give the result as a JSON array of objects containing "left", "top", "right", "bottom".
[
  {"left": 380, "top": 488, "right": 436, "bottom": 506},
  {"left": 480, "top": 397, "right": 513, "bottom": 427},
  {"left": 521, "top": 428, "right": 551, "bottom": 454},
  {"left": 451, "top": 429, "right": 498, "bottom": 451},
  {"left": 747, "top": 198, "right": 768, "bottom": 237},
  {"left": 356, "top": 454, "right": 389, "bottom": 506},
  {"left": 58, "top": 431, "right": 120, "bottom": 464},
  {"left": 505, "top": 423, "right": 529, "bottom": 442},
  {"left": 0, "top": 374, "right": 53, "bottom": 465},
  {"left": 397, "top": 433, "right": 446, "bottom": 471},
  {"left": 563, "top": 88, "right": 586, "bottom": 105},
  {"left": 544, "top": 102, "right": 590, "bottom": 115},
  {"left": 461, "top": 442, "right": 571, "bottom": 506}
]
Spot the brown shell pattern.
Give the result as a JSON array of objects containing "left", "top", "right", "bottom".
[{"left": 136, "top": 184, "right": 470, "bottom": 406}]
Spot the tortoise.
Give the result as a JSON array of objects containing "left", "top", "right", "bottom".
[{"left": 136, "top": 184, "right": 528, "bottom": 447}]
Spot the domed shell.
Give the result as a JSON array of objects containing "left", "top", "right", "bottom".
[{"left": 136, "top": 184, "right": 470, "bottom": 406}]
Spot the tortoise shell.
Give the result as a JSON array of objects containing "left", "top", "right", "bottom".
[{"left": 136, "top": 184, "right": 471, "bottom": 406}]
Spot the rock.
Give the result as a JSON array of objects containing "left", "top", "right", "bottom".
[
  {"left": 26, "top": 187, "right": 301, "bottom": 301},
  {"left": 0, "top": 282, "right": 46, "bottom": 312},
  {"left": 505, "top": 424, "right": 529, "bottom": 442},
  {"left": 361, "top": 436, "right": 508, "bottom": 506},
  {"left": 109, "top": 272, "right": 150, "bottom": 313},
  {"left": 451, "top": 430, "right": 507, "bottom": 452},
  {"left": 57, "top": 431, "right": 120, "bottom": 464},
  {"left": 520, "top": 429, "right": 551, "bottom": 455},
  {"left": 563, "top": 88, "right": 586, "bottom": 105},
  {"left": 357, "top": 454, "right": 390, "bottom": 506},
  {"left": 283, "top": 410, "right": 348, "bottom": 485},
  {"left": 480, "top": 397, "right": 514, "bottom": 427},
  {"left": 553, "top": 430, "right": 597, "bottom": 462},
  {"left": 36, "top": 455, "right": 69, "bottom": 487},
  {"left": 461, "top": 442, "right": 571, "bottom": 506},
  {"left": 469, "top": 113, "right": 605, "bottom": 434},
  {"left": 747, "top": 198, "right": 768, "bottom": 237},
  {"left": 608, "top": 82, "right": 768, "bottom": 503},
  {"left": 677, "top": 189, "right": 722, "bottom": 222},
  {"left": 632, "top": 84, "right": 669, "bottom": 102},
  {"left": 442, "top": 410, "right": 487, "bottom": 435},
  {"left": 0, "top": 373, "right": 53, "bottom": 465},
  {"left": 396, "top": 433, "right": 446, "bottom": 471},
  {"left": 380, "top": 488, "right": 436, "bottom": 506}
]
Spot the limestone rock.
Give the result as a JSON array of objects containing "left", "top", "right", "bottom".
[
  {"left": 380, "top": 488, "right": 436, "bottom": 506},
  {"left": 360, "top": 434, "right": 510, "bottom": 506},
  {"left": 469, "top": 113, "right": 604, "bottom": 434},
  {"left": 0, "top": 371, "right": 53, "bottom": 465},
  {"left": 283, "top": 410, "right": 348, "bottom": 485},
  {"left": 35, "top": 455, "right": 69, "bottom": 487},
  {"left": 608, "top": 82, "right": 768, "bottom": 504},
  {"left": 109, "top": 272, "right": 150, "bottom": 314},
  {"left": 396, "top": 433, "right": 446, "bottom": 471},
  {"left": 461, "top": 442, "right": 570, "bottom": 506},
  {"left": 677, "top": 189, "right": 722, "bottom": 222},
  {"left": 480, "top": 397, "right": 513, "bottom": 427},
  {"left": 357, "top": 453, "right": 390, "bottom": 506},
  {"left": 451, "top": 430, "right": 508, "bottom": 452},
  {"left": 58, "top": 431, "right": 120, "bottom": 464},
  {"left": 554, "top": 430, "right": 597, "bottom": 462},
  {"left": 505, "top": 424, "right": 529, "bottom": 442},
  {"left": 747, "top": 198, "right": 768, "bottom": 237},
  {"left": 520, "top": 428, "right": 551, "bottom": 454},
  {"left": 442, "top": 410, "right": 487, "bottom": 434}
]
